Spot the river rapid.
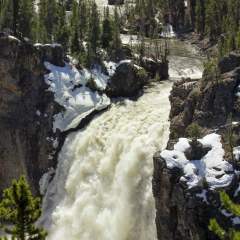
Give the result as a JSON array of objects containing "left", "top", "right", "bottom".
[{"left": 38, "top": 38, "right": 204, "bottom": 240}]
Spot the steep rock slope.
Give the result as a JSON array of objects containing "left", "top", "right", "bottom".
[
  {"left": 153, "top": 51, "right": 240, "bottom": 240},
  {"left": 0, "top": 36, "right": 64, "bottom": 197}
]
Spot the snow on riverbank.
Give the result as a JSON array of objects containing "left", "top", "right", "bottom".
[
  {"left": 160, "top": 133, "right": 234, "bottom": 189},
  {"left": 44, "top": 59, "right": 136, "bottom": 132},
  {"left": 44, "top": 62, "right": 110, "bottom": 132}
]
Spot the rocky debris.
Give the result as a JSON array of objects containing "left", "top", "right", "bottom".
[
  {"left": 0, "top": 36, "right": 65, "bottom": 197},
  {"left": 152, "top": 151, "right": 238, "bottom": 240}
]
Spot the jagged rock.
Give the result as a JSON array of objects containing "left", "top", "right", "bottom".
[
  {"left": 0, "top": 37, "right": 65, "bottom": 197},
  {"left": 39, "top": 45, "right": 65, "bottom": 67},
  {"left": 152, "top": 151, "right": 238, "bottom": 240},
  {"left": 168, "top": 52, "right": 240, "bottom": 139},
  {"left": 105, "top": 62, "right": 146, "bottom": 97},
  {"left": 218, "top": 50, "right": 240, "bottom": 74},
  {"left": 184, "top": 142, "right": 211, "bottom": 160},
  {"left": 143, "top": 59, "right": 169, "bottom": 79}
]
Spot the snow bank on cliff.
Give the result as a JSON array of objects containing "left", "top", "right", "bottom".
[
  {"left": 160, "top": 133, "right": 234, "bottom": 189},
  {"left": 44, "top": 62, "right": 110, "bottom": 132}
]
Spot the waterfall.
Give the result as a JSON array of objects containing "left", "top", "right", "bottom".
[{"left": 39, "top": 81, "right": 172, "bottom": 240}]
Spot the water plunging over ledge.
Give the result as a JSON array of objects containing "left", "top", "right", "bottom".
[{"left": 39, "top": 40, "right": 205, "bottom": 240}]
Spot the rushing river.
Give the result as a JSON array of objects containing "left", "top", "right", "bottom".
[{"left": 39, "top": 39, "right": 204, "bottom": 240}]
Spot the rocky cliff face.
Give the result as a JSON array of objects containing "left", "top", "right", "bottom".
[
  {"left": 0, "top": 36, "right": 65, "bottom": 197},
  {"left": 152, "top": 152, "right": 238, "bottom": 240},
  {"left": 169, "top": 51, "right": 240, "bottom": 140},
  {"left": 153, "top": 51, "right": 240, "bottom": 240}
]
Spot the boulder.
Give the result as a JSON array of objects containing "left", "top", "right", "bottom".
[{"left": 105, "top": 62, "right": 147, "bottom": 97}]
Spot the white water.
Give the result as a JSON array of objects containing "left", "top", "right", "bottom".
[
  {"left": 40, "top": 81, "right": 172, "bottom": 240},
  {"left": 38, "top": 39, "right": 205, "bottom": 239}
]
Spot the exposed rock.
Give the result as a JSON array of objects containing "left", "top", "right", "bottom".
[
  {"left": 218, "top": 50, "right": 240, "bottom": 74},
  {"left": 168, "top": 51, "right": 240, "bottom": 139},
  {"left": 152, "top": 151, "right": 238, "bottom": 240},
  {"left": 105, "top": 62, "right": 146, "bottom": 97},
  {"left": 184, "top": 142, "right": 211, "bottom": 160},
  {"left": 142, "top": 59, "right": 169, "bottom": 79},
  {"left": 0, "top": 36, "right": 65, "bottom": 197}
]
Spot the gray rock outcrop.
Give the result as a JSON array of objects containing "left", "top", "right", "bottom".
[
  {"left": 152, "top": 152, "right": 238, "bottom": 240},
  {"left": 153, "top": 51, "right": 240, "bottom": 240}
]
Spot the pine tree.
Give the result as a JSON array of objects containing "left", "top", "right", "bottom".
[
  {"left": 78, "top": 0, "right": 88, "bottom": 42},
  {"left": 195, "top": 0, "right": 204, "bottom": 34},
  {"left": 101, "top": 14, "right": 113, "bottom": 49},
  {"left": 187, "top": 122, "right": 203, "bottom": 147},
  {"left": 12, "top": 0, "right": 20, "bottom": 36},
  {"left": 209, "top": 191, "right": 240, "bottom": 240},
  {"left": 37, "top": 0, "right": 58, "bottom": 42},
  {"left": 0, "top": 0, "right": 13, "bottom": 33},
  {"left": 220, "top": 113, "right": 237, "bottom": 163},
  {"left": 111, "top": 5, "right": 121, "bottom": 51},
  {"left": 17, "top": 0, "right": 34, "bottom": 39},
  {"left": 0, "top": 175, "right": 48, "bottom": 240},
  {"left": 89, "top": 1, "right": 101, "bottom": 54},
  {"left": 55, "top": 2, "right": 69, "bottom": 48}
]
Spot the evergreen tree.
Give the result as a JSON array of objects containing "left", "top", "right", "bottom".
[
  {"left": 12, "top": 0, "right": 20, "bottom": 36},
  {"left": 78, "top": 0, "right": 88, "bottom": 42},
  {"left": 111, "top": 5, "right": 121, "bottom": 51},
  {"left": 220, "top": 113, "right": 237, "bottom": 163},
  {"left": 55, "top": 2, "right": 69, "bottom": 48},
  {"left": 101, "top": 12, "right": 113, "bottom": 49},
  {"left": 37, "top": 0, "right": 58, "bottom": 42},
  {"left": 36, "top": 0, "right": 48, "bottom": 42},
  {"left": 0, "top": 175, "right": 48, "bottom": 240},
  {"left": 209, "top": 191, "right": 240, "bottom": 240},
  {"left": 0, "top": 0, "right": 13, "bottom": 33},
  {"left": 187, "top": 122, "right": 203, "bottom": 147},
  {"left": 195, "top": 0, "right": 204, "bottom": 34},
  {"left": 89, "top": 1, "right": 101, "bottom": 54},
  {"left": 17, "top": 0, "right": 34, "bottom": 39}
]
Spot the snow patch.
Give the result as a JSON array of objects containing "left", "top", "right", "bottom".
[
  {"left": 196, "top": 190, "right": 209, "bottom": 204},
  {"left": 160, "top": 133, "right": 234, "bottom": 189},
  {"left": 232, "top": 217, "right": 240, "bottom": 225},
  {"left": 8, "top": 35, "right": 21, "bottom": 43},
  {"left": 234, "top": 182, "right": 240, "bottom": 197},
  {"left": 36, "top": 110, "right": 41, "bottom": 116},
  {"left": 221, "top": 209, "right": 233, "bottom": 217},
  {"left": 104, "top": 60, "right": 131, "bottom": 77},
  {"left": 44, "top": 62, "right": 110, "bottom": 132},
  {"left": 234, "top": 146, "right": 240, "bottom": 161}
]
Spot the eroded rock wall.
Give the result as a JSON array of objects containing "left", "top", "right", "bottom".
[
  {"left": 153, "top": 51, "right": 240, "bottom": 240},
  {"left": 0, "top": 37, "right": 64, "bottom": 197}
]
